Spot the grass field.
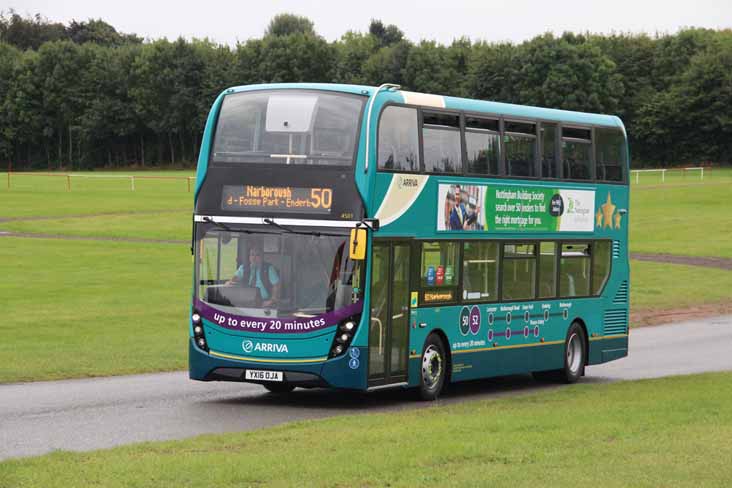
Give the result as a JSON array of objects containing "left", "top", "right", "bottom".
[
  {"left": 0, "top": 169, "right": 730, "bottom": 382},
  {"left": 1, "top": 371, "right": 730, "bottom": 487},
  {"left": 630, "top": 168, "right": 732, "bottom": 258},
  {"left": 0, "top": 237, "right": 189, "bottom": 382}
]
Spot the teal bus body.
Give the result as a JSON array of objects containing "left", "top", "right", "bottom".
[{"left": 189, "top": 83, "right": 629, "bottom": 394}]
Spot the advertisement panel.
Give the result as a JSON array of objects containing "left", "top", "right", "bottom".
[{"left": 437, "top": 183, "right": 595, "bottom": 232}]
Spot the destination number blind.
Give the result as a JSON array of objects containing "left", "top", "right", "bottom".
[{"left": 221, "top": 185, "right": 333, "bottom": 214}]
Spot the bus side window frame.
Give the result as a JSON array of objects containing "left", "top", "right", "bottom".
[
  {"left": 376, "top": 103, "right": 423, "bottom": 174},
  {"left": 420, "top": 108, "right": 464, "bottom": 175}
]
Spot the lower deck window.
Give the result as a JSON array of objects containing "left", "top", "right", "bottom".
[
  {"left": 501, "top": 243, "right": 536, "bottom": 300},
  {"left": 462, "top": 241, "right": 498, "bottom": 301},
  {"left": 592, "top": 240, "right": 612, "bottom": 294},
  {"left": 420, "top": 241, "right": 460, "bottom": 303},
  {"left": 560, "top": 243, "right": 591, "bottom": 297},
  {"left": 538, "top": 242, "right": 557, "bottom": 298}
]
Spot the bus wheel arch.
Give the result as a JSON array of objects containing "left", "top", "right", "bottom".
[{"left": 570, "top": 317, "right": 590, "bottom": 368}]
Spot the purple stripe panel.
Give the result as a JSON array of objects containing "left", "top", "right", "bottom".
[{"left": 194, "top": 299, "right": 363, "bottom": 334}]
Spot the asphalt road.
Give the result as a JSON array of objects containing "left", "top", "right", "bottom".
[{"left": 1, "top": 315, "right": 731, "bottom": 461}]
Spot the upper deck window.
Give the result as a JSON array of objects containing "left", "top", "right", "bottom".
[
  {"left": 505, "top": 121, "right": 537, "bottom": 178},
  {"left": 378, "top": 106, "right": 420, "bottom": 172},
  {"left": 595, "top": 128, "right": 627, "bottom": 182},
  {"left": 212, "top": 90, "right": 365, "bottom": 166},
  {"left": 422, "top": 112, "right": 462, "bottom": 174},
  {"left": 541, "top": 123, "right": 558, "bottom": 179},
  {"left": 465, "top": 116, "right": 499, "bottom": 176},
  {"left": 562, "top": 127, "right": 592, "bottom": 180}
]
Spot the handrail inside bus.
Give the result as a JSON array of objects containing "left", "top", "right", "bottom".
[{"left": 364, "top": 83, "right": 401, "bottom": 173}]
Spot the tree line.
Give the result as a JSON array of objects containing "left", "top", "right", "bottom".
[{"left": 1, "top": 11, "right": 731, "bottom": 170}]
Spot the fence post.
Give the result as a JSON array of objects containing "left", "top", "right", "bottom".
[
  {"left": 635, "top": 171, "right": 639, "bottom": 184},
  {"left": 66, "top": 174, "right": 71, "bottom": 191},
  {"left": 700, "top": 167, "right": 704, "bottom": 181}
]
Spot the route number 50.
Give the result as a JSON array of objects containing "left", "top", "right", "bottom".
[{"left": 310, "top": 188, "right": 333, "bottom": 209}]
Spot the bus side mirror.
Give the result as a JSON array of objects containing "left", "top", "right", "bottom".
[{"left": 349, "top": 228, "right": 366, "bottom": 260}]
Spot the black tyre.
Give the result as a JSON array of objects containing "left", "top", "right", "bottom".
[
  {"left": 532, "top": 322, "right": 587, "bottom": 384},
  {"left": 418, "top": 334, "right": 448, "bottom": 401},
  {"left": 263, "top": 382, "right": 295, "bottom": 394}
]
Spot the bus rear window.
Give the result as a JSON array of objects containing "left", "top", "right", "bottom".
[
  {"left": 595, "top": 129, "right": 627, "bottom": 182},
  {"left": 212, "top": 90, "right": 365, "bottom": 166}
]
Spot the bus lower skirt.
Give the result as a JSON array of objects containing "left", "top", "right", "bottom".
[{"left": 205, "top": 367, "right": 327, "bottom": 388}]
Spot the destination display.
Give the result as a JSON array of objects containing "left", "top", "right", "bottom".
[
  {"left": 437, "top": 183, "right": 595, "bottom": 232},
  {"left": 221, "top": 185, "right": 333, "bottom": 214}
]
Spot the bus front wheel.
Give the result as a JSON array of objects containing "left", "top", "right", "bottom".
[
  {"left": 533, "top": 322, "right": 586, "bottom": 384},
  {"left": 418, "top": 334, "right": 447, "bottom": 401}
]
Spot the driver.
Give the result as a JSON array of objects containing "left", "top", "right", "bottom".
[{"left": 228, "top": 241, "right": 281, "bottom": 307}]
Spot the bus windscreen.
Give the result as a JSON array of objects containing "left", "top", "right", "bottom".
[{"left": 211, "top": 90, "right": 365, "bottom": 166}]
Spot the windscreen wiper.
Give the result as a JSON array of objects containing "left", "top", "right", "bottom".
[
  {"left": 263, "top": 218, "right": 295, "bottom": 234},
  {"left": 202, "top": 216, "right": 234, "bottom": 232}
]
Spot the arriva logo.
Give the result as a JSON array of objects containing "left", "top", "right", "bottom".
[{"left": 242, "top": 340, "right": 289, "bottom": 354}]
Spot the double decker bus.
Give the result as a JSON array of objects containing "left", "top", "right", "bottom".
[{"left": 189, "top": 83, "right": 629, "bottom": 399}]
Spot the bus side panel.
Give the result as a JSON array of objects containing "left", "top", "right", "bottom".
[{"left": 588, "top": 336, "right": 629, "bottom": 365}]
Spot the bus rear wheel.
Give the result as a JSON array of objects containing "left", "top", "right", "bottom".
[
  {"left": 418, "top": 334, "right": 447, "bottom": 401},
  {"left": 263, "top": 382, "right": 295, "bottom": 394},
  {"left": 533, "top": 322, "right": 586, "bottom": 384}
]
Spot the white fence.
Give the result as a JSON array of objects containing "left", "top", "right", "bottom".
[
  {"left": 5, "top": 172, "right": 196, "bottom": 191},
  {"left": 631, "top": 167, "right": 706, "bottom": 184}
]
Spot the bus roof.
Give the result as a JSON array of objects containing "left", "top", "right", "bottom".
[{"left": 223, "top": 83, "right": 624, "bottom": 130}]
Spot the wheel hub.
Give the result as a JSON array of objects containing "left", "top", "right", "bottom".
[
  {"left": 566, "top": 332, "right": 582, "bottom": 374},
  {"left": 422, "top": 345, "right": 443, "bottom": 388}
]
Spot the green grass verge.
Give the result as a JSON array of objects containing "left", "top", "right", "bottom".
[
  {"left": 630, "top": 168, "right": 732, "bottom": 258},
  {"left": 1, "top": 211, "right": 191, "bottom": 241},
  {"left": 631, "top": 259, "right": 732, "bottom": 311},
  {"left": 0, "top": 237, "right": 189, "bottom": 383},
  {"left": 0, "top": 172, "right": 193, "bottom": 218},
  {"left": 2, "top": 372, "right": 731, "bottom": 487}
]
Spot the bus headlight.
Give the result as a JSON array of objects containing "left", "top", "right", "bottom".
[
  {"left": 192, "top": 310, "right": 208, "bottom": 352},
  {"left": 329, "top": 315, "right": 360, "bottom": 358}
]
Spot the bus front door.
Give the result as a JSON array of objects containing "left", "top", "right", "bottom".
[{"left": 368, "top": 241, "right": 410, "bottom": 386}]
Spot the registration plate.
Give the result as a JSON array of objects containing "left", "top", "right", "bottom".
[{"left": 245, "top": 369, "right": 283, "bottom": 382}]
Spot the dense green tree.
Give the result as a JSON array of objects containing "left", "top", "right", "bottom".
[
  {"left": 362, "top": 39, "right": 412, "bottom": 86},
  {"left": 264, "top": 14, "right": 315, "bottom": 37},
  {"left": 468, "top": 41, "right": 523, "bottom": 103},
  {"left": 513, "top": 33, "right": 624, "bottom": 113},
  {"left": 369, "top": 20, "right": 404, "bottom": 48},
  {"left": 1, "top": 13, "right": 732, "bottom": 169},
  {"left": 0, "top": 11, "right": 66, "bottom": 50},
  {"left": 0, "top": 43, "right": 20, "bottom": 162},
  {"left": 333, "top": 31, "right": 379, "bottom": 85},
  {"left": 258, "top": 32, "right": 334, "bottom": 82},
  {"left": 67, "top": 18, "right": 141, "bottom": 46}
]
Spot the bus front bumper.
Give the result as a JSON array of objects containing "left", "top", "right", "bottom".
[{"left": 188, "top": 339, "right": 367, "bottom": 390}]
